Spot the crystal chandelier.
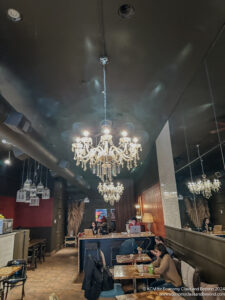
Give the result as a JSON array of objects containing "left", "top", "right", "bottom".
[
  {"left": 72, "top": 57, "right": 142, "bottom": 181},
  {"left": 187, "top": 145, "right": 221, "bottom": 199},
  {"left": 98, "top": 181, "right": 124, "bottom": 206},
  {"left": 188, "top": 175, "right": 221, "bottom": 199}
]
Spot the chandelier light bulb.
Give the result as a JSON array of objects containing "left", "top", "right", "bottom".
[
  {"left": 75, "top": 137, "right": 81, "bottom": 142},
  {"left": 121, "top": 130, "right": 128, "bottom": 137},
  {"left": 103, "top": 127, "right": 110, "bottom": 134},
  {"left": 133, "top": 137, "right": 138, "bottom": 143},
  {"left": 83, "top": 130, "right": 90, "bottom": 137}
]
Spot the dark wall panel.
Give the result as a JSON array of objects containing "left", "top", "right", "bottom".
[
  {"left": 166, "top": 226, "right": 225, "bottom": 286},
  {"left": 29, "top": 227, "right": 52, "bottom": 252},
  {"left": 115, "top": 179, "right": 135, "bottom": 232},
  {"left": 134, "top": 144, "right": 159, "bottom": 196}
]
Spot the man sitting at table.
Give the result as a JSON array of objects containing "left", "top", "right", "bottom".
[
  {"left": 119, "top": 238, "right": 138, "bottom": 255},
  {"left": 128, "top": 217, "right": 140, "bottom": 230},
  {"left": 150, "top": 244, "right": 182, "bottom": 290}
]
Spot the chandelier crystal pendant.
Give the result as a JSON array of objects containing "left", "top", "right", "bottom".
[
  {"left": 98, "top": 181, "right": 124, "bottom": 206},
  {"left": 187, "top": 145, "right": 221, "bottom": 199},
  {"left": 72, "top": 57, "right": 142, "bottom": 182}
]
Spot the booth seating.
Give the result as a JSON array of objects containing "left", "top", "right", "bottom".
[{"left": 173, "top": 257, "right": 201, "bottom": 300}]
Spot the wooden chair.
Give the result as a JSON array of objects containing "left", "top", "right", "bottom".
[
  {"left": 3, "top": 260, "right": 27, "bottom": 300},
  {"left": 27, "top": 246, "right": 39, "bottom": 269},
  {"left": 38, "top": 242, "right": 47, "bottom": 263}
]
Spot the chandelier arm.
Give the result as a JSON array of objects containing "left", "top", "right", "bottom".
[
  {"left": 205, "top": 61, "right": 225, "bottom": 171},
  {"left": 111, "top": 145, "right": 133, "bottom": 161}
]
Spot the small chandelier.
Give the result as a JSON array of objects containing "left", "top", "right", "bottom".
[
  {"left": 188, "top": 175, "right": 221, "bottom": 199},
  {"left": 98, "top": 181, "right": 124, "bottom": 206},
  {"left": 72, "top": 57, "right": 142, "bottom": 181},
  {"left": 187, "top": 145, "right": 221, "bottom": 199}
]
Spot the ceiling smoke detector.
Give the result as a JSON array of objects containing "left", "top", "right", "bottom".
[
  {"left": 7, "top": 8, "right": 22, "bottom": 22},
  {"left": 118, "top": 4, "right": 135, "bottom": 19}
]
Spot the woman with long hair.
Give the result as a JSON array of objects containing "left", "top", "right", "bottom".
[{"left": 150, "top": 244, "right": 182, "bottom": 290}]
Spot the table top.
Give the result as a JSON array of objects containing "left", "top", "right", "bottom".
[
  {"left": 0, "top": 266, "right": 21, "bottom": 278},
  {"left": 113, "top": 265, "right": 160, "bottom": 280},
  {"left": 116, "top": 254, "right": 152, "bottom": 264},
  {"left": 29, "top": 239, "right": 46, "bottom": 247},
  {"left": 79, "top": 232, "right": 154, "bottom": 240},
  {"left": 116, "top": 290, "right": 184, "bottom": 300}
]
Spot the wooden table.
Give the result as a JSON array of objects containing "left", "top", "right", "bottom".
[
  {"left": 29, "top": 239, "right": 46, "bottom": 248},
  {"left": 0, "top": 266, "right": 22, "bottom": 300},
  {"left": 113, "top": 265, "right": 160, "bottom": 292},
  {"left": 116, "top": 254, "right": 152, "bottom": 264},
  {"left": 115, "top": 290, "right": 184, "bottom": 300},
  {"left": 0, "top": 266, "right": 21, "bottom": 278}
]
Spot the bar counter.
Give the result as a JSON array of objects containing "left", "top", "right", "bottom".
[{"left": 78, "top": 232, "right": 154, "bottom": 272}]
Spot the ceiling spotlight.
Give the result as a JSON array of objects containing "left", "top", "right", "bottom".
[
  {"left": 118, "top": 4, "right": 135, "bottom": 19},
  {"left": 4, "top": 159, "right": 11, "bottom": 165},
  {"left": 4, "top": 151, "right": 11, "bottom": 165},
  {"left": 7, "top": 8, "right": 22, "bottom": 22},
  {"left": 1, "top": 139, "right": 7, "bottom": 144}
]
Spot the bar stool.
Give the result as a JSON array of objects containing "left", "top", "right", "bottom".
[
  {"left": 84, "top": 242, "right": 99, "bottom": 268},
  {"left": 110, "top": 246, "right": 120, "bottom": 267}
]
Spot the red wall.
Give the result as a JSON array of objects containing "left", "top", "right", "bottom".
[
  {"left": 0, "top": 196, "right": 16, "bottom": 220},
  {"left": 142, "top": 183, "right": 165, "bottom": 237},
  {"left": 0, "top": 196, "right": 53, "bottom": 228}
]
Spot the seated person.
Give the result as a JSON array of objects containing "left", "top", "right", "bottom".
[
  {"left": 90, "top": 221, "right": 99, "bottom": 235},
  {"left": 128, "top": 217, "right": 140, "bottom": 230},
  {"left": 119, "top": 238, "right": 138, "bottom": 255},
  {"left": 202, "top": 217, "right": 213, "bottom": 233},
  {"left": 150, "top": 236, "right": 174, "bottom": 258},
  {"left": 99, "top": 217, "right": 108, "bottom": 235},
  {"left": 150, "top": 244, "right": 182, "bottom": 290}
]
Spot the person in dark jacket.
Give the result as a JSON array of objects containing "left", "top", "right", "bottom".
[
  {"left": 202, "top": 217, "right": 213, "bottom": 233},
  {"left": 150, "top": 236, "right": 174, "bottom": 258},
  {"left": 90, "top": 221, "right": 99, "bottom": 235},
  {"left": 82, "top": 255, "right": 103, "bottom": 300},
  {"left": 99, "top": 217, "right": 108, "bottom": 235},
  {"left": 119, "top": 238, "right": 138, "bottom": 255}
]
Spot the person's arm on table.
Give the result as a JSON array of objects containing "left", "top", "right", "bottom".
[
  {"left": 152, "top": 257, "right": 160, "bottom": 268},
  {"left": 154, "top": 255, "right": 169, "bottom": 275}
]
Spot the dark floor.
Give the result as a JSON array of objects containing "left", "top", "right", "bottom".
[{"left": 7, "top": 248, "right": 85, "bottom": 300}]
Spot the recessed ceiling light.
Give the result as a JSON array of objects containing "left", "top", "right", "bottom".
[
  {"left": 118, "top": 4, "right": 135, "bottom": 19},
  {"left": 7, "top": 8, "right": 22, "bottom": 22},
  {"left": 4, "top": 159, "right": 11, "bottom": 165}
]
